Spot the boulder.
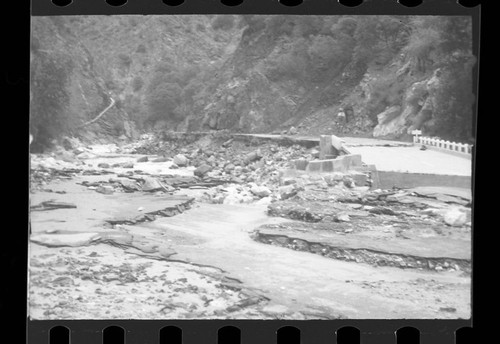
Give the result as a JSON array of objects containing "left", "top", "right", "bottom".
[
  {"left": 73, "top": 147, "right": 86, "bottom": 155},
  {"left": 288, "top": 126, "right": 298, "bottom": 135},
  {"left": 141, "top": 176, "right": 164, "bottom": 192},
  {"left": 56, "top": 150, "right": 77, "bottom": 163},
  {"left": 62, "top": 137, "right": 74, "bottom": 150},
  {"left": 310, "top": 149, "right": 320, "bottom": 159},
  {"left": 348, "top": 172, "right": 369, "bottom": 186},
  {"left": 224, "top": 163, "right": 236, "bottom": 172},
  {"left": 152, "top": 157, "right": 169, "bottom": 163},
  {"left": 375, "top": 106, "right": 401, "bottom": 125},
  {"left": 77, "top": 151, "right": 98, "bottom": 159},
  {"left": 173, "top": 154, "right": 188, "bottom": 166},
  {"left": 62, "top": 136, "right": 81, "bottom": 151},
  {"left": 443, "top": 208, "right": 467, "bottom": 227},
  {"left": 282, "top": 178, "right": 298, "bottom": 186},
  {"left": 279, "top": 185, "right": 299, "bottom": 200},
  {"left": 343, "top": 176, "right": 355, "bottom": 188},
  {"left": 96, "top": 185, "right": 114, "bottom": 195},
  {"left": 256, "top": 197, "right": 273, "bottom": 205},
  {"left": 250, "top": 185, "right": 272, "bottom": 198},
  {"left": 136, "top": 156, "right": 149, "bottom": 163},
  {"left": 324, "top": 172, "right": 345, "bottom": 186},
  {"left": 336, "top": 213, "right": 351, "bottom": 222},
  {"left": 119, "top": 179, "right": 141, "bottom": 191},
  {"left": 194, "top": 164, "right": 212, "bottom": 177},
  {"left": 97, "top": 163, "right": 110, "bottom": 168},
  {"left": 244, "top": 150, "right": 262, "bottom": 164},
  {"left": 121, "top": 162, "right": 134, "bottom": 169}
]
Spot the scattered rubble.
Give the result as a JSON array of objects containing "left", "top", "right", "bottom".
[{"left": 29, "top": 132, "right": 472, "bottom": 319}]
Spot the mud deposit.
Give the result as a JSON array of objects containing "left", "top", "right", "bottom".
[{"left": 28, "top": 135, "right": 472, "bottom": 319}]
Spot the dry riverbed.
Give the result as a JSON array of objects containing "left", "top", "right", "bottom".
[{"left": 28, "top": 134, "right": 472, "bottom": 319}]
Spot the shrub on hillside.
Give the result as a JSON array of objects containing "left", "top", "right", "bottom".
[
  {"left": 117, "top": 53, "right": 132, "bottom": 67},
  {"left": 131, "top": 76, "right": 144, "bottom": 92},
  {"left": 146, "top": 82, "right": 183, "bottom": 122},
  {"left": 307, "top": 34, "right": 350, "bottom": 72},
  {"left": 105, "top": 79, "right": 118, "bottom": 90},
  {"left": 136, "top": 44, "right": 147, "bottom": 53},
  {"left": 265, "top": 16, "right": 294, "bottom": 36},
  {"left": 196, "top": 23, "right": 206, "bottom": 32},
  {"left": 432, "top": 57, "right": 476, "bottom": 142},
  {"left": 128, "top": 17, "right": 139, "bottom": 27},
  {"left": 211, "top": 15, "right": 235, "bottom": 31},
  {"left": 264, "top": 52, "right": 307, "bottom": 82},
  {"left": 30, "top": 53, "right": 72, "bottom": 150}
]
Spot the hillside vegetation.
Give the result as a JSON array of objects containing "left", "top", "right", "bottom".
[{"left": 30, "top": 15, "right": 475, "bottom": 151}]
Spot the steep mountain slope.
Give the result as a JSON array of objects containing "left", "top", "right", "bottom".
[
  {"left": 30, "top": 15, "right": 239, "bottom": 151},
  {"left": 30, "top": 15, "right": 476, "bottom": 151},
  {"left": 190, "top": 15, "right": 475, "bottom": 142}
]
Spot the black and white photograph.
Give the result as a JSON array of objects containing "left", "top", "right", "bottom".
[{"left": 29, "top": 14, "right": 475, "bottom": 320}]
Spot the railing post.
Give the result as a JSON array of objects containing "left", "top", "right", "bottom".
[
  {"left": 411, "top": 130, "right": 422, "bottom": 144},
  {"left": 416, "top": 136, "right": 471, "bottom": 155}
]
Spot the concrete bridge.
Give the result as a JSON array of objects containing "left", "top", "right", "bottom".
[{"left": 165, "top": 131, "right": 473, "bottom": 189}]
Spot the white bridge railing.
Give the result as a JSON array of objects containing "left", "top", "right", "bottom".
[{"left": 412, "top": 131, "right": 473, "bottom": 155}]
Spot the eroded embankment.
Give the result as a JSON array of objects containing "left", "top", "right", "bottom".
[
  {"left": 253, "top": 229, "right": 470, "bottom": 273},
  {"left": 105, "top": 196, "right": 195, "bottom": 226},
  {"left": 253, "top": 186, "right": 471, "bottom": 274}
]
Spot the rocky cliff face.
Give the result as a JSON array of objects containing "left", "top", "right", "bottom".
[
  {"left": 344, "top": 63, "right": 448, "bottom": 141},
  {"left": 191, "top": 16, "right": 474, "bottom": 142},
  {"left": 30, "top": 15, "right": 476, "bottom": 150},
  {"left": 31, "top": 17, "right": 136, "bottom": 150},
  {"left": 31, "top": 15, "right": 238, "bottom": 150}
]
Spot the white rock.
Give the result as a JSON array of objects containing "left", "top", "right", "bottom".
[
  {"left": 77, "top": 151, "right": 98, "bottom": 159},
  {"left": 443, "top": 208, "right": 467, "bottom": 227},
  {"left": 336, "top": 213, "right": 351, "bottom": 222},
  {"left": 223, "top": 193, "right": 244, "bottom": 205},
  {"left": 173, "top": 154, "right": 188, "bottom": 166},
  {"left": 256, "top": 197, "right": 273, "bottom": 205},
  {"left": 250, "top": 185, "right": 272, "bottom": 198}
]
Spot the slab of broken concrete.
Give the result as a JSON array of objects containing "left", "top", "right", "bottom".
[
  {"left": 30, "top": 176, "right": 195, "bottom": 234},
  {"left": 255, "top": 225, "right": 470, "bottom": 261}
]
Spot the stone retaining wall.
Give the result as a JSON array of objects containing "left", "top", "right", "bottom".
[{"left": 294, "top": 154, "right": 363, "bottom": 173}]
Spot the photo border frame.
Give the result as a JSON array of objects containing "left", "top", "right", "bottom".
[{"left": 17, "top": 0, "right": 487, "bottom": 342}]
